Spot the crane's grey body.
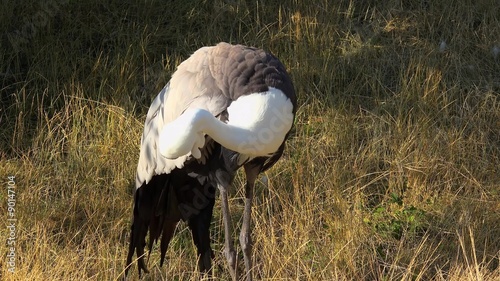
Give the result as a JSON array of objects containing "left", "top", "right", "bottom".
[{"left": 126, "top": 42, "right": 296, "bottom": 280}]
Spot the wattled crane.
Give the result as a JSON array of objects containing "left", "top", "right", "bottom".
[{"left": 125, "top": 42, "right": 297, "bottom": 281}]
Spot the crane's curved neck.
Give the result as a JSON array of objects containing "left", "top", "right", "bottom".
[
  {"left": 159, "top": 87, "right": 294, "bottom": 160},
  {"left": 202, "top": 87, "right": 294, "bottom": 156}
]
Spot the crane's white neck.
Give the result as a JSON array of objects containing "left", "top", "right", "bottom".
[{"left": 159, "top": 87, "right": 294, "bottom": 160}]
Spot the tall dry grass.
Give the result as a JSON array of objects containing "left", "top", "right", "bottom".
[{"left": 1, "top": 0, "right": 499, "bottom": 280}]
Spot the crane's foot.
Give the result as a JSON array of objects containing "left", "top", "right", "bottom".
[{"left": 225, "top": 246, "right": 238, "bottom": 281}]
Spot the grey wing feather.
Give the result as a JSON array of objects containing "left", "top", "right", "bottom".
[
  {"left": 135, "top": 83, "right": 192, "bottom": 188},
  {"left": 135, "top": 46, "right": 231, "bottom": 188}
]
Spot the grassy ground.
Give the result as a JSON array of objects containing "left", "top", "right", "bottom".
[{"left": 1, "top": 0, "right": 499, "bottom": 280}]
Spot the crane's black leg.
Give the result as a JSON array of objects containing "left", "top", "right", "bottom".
[
  {"left": 240, "top": 164, "right": 259, "bottom": 281},
  {"left": 188, "top": 184, "right": 216, "bottom": 274}
]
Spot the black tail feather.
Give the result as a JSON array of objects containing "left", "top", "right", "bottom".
[
  {"left": 187, "top": 184, "right": 216, "bottom": 273},
  {"left": 159, "top": 218, "right": 178, "bottom": 266},
  {"left": 125, "top": 188, "right": 151, "bottom": 277},
  {"left": 125, "top": 174, "right": 176, "bottom": 277},
  {"left": 125, "top": 172, "right": 216, "bottom": 277}
]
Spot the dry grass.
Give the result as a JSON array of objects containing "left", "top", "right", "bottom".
[{"left": 1, "top": 0, "right": 499, "bottom": 280}]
